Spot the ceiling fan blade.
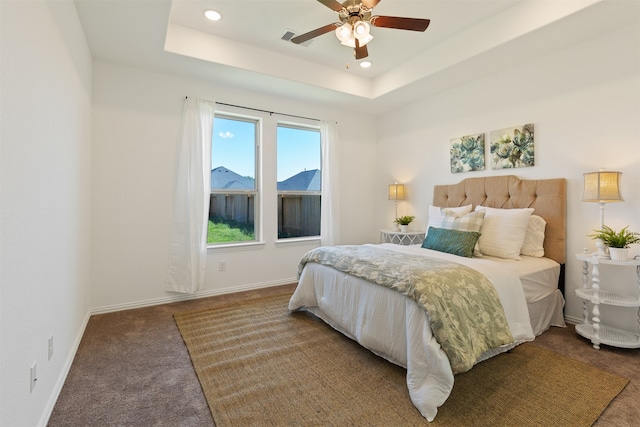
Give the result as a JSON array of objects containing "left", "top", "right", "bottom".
[
  {"left": 370, "top": 16, "right": 431, "bottom": 32},
  {"left": 317, "top": 0, "right": 345, "bottom": 12},
  {"left": 291, "top": 23, "right": 340, "bottom": 44},
  {"left": 354, "top": 39, "right": 368, "bottom": 60},
  {"left": 361, "top": 0, "right": 381, "bottom": 9}
]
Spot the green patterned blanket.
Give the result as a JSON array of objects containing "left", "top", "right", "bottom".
[{"left": 298, "top": 245, "right": 514, "bottom": 373}]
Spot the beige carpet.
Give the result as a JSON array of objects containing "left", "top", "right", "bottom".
[{"left": 175, "top": 291, "right": 628, "bottom": 427}]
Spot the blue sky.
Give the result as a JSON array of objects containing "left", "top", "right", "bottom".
[{"left": 212, "top": 117, "right": 320, "bottom": 182}]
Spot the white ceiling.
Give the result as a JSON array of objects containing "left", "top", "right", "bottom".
[{"left": 74, "top": 0, "right": 639, "bottom": 115}]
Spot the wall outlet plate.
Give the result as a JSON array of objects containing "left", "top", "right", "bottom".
[
  {"left": 48, "top": 335, "right": 54, "bottom": 361},
  {"left": 30, "top": 362, "right": 37, "bottom": 393}
]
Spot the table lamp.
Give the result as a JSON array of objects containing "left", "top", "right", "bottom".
[
  {"left": 388, "top": 182, "right": 405, "bottom": 223},
  {"left": 582, "top": 169, "right": 623, "bottom": 257}
]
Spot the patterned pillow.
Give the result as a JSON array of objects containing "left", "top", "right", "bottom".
[
  {"left": 426, "top": 205, "right": 473, "bottom": 234},
  {"left": 422, "top": 227, "right": 481, "bottom": 258},
  {"left": 440, "top": 210, "right": 485, "bottom": 257},
  {"left": 440, "top": 210, "right": 485, "bottom": 233}
]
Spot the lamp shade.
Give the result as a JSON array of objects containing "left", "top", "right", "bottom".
[
  {"left": 355, "top": 33, "right": 373, "bottom": 46},
  {"left": 388, "top": 183, "right": 405, "bottom": 201},
  {"left": 335, "top": 23, "right": 352, "bottom": 42},
  {"left": 340, "top": 35, "right": 356, "bottom": 48},
  {"left": 582, "top": 171, "right": 623, "bottom": 203},
  {"left": 353, "top": 21, "right": 370, "bottom": 38}
]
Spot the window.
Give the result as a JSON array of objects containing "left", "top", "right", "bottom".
[
  {"left": 208, "top": 115, "right": 258, "bottom": 244},
  {"left": 207, "top": 109, "right": 324, "bottom": 246},
  {"left": 277, "top": 124, "right": 321, "bottom": 239}
]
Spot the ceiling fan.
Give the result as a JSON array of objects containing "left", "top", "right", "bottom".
[{"left": 291, "top": 0, "right": 430, "bottom": 60}]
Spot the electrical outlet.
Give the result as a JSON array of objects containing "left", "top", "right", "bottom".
[
  {"left": 30, "top": 362, "right": 37, "bottom": 393},
  {"left": 218, "top": 261, "right": 226, "bottom": 272},
  {"left": 48, "top": 335, "right": 54, "bottom": 361}
]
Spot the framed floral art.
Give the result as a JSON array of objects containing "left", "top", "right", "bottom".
[
  {"left": 450, "top": 133, "right": 485, "bottom": 174},
  {"left": 489, "top": 124, "right": 534, "bottom": 169}
]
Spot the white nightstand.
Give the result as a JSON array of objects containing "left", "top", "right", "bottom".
[
  {"left": 380, "top": 229, "right": 425, "bottom": 246},
  {"left": 575, "top": 253, "right": 640, "bottom": 349}
]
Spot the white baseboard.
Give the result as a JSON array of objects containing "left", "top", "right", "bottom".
[
  {"left": 564, "top": 315, "right": 581, "bottom": 325},
  {"left": 39, "top": 279, "right": 296, "bottom": 425},
  {"left": 38, "top": 310, "right": 92, "bottom": 427},
  {"left": 90, "top": 278, "right": 297, "bottom": 315},
  {"left": 38, "top": 287, "right": 579, "bottom": 426}
]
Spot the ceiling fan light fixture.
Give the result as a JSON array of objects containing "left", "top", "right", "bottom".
[
  {"left": 357, "top": 33, "right": 373, "bottom": 46},
  {"left": 353, "top": 21, "right": 370, "bottom": 38},
  {"left": 292, "top": 0, "right": 431, "bottom": 59},
  {"left": 335, "top": 23, "right": 352, "bottom": 43},
  {"left": 340, "top": 34, "right": 356, "bottom": 48},
  {"left": 360, "top": 61, "right": 372, "bottom": 68}
]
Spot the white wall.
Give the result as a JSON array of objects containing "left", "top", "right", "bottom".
[
  {"left": 90, "top": 62, "right": 378, "bottom": 311},
  {"left": 376, "top": 23, "right": 640, "bottom": 329},
  {"left": 1, "top": 3, "right": 636, "bottom": 424},
  {"left": 0, "top": 1, "right": 92, "bottom": 426}
]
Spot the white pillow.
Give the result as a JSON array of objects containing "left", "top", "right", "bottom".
[
  {"left": 521, "top": 215, "right": 546, "bottom": 257},
  {"left": 474, "top": 206, "right": 534, "bottom": 260},
  {"left": 426, "top": 204, "right": 472, "bottom": 234}
]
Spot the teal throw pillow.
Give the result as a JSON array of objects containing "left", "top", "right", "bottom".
[{"left": 422, "top": 227, "right": 481, "bottom": 258}]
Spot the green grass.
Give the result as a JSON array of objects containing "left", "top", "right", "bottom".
[{"left": 207, "top": 217, "right": 254, "bottom": 243}]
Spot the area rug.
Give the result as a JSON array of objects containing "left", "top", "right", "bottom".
[{"left": 174, "top": 291, "right": 628, "bottom": 426}]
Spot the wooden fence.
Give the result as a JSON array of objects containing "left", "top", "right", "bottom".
[
  {"left": 209, "top": 194, "right": 254, "bottom": 225},
  {"left": 278, "top": 194, "right": 321, "bottom": 238},
  {"left": 209, "top": 193, "right": 321, "bottom": 238}
]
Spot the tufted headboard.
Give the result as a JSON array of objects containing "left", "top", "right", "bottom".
[{"left": 433, "top": 175, "right": 566, "bottom": 265}]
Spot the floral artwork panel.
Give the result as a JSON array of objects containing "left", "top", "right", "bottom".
[
  {"left": 450, "top": 133, "right": 485, "bottom": 174},
  {"left": 490, "top": 124, "right": 534, "bottom": 169}
]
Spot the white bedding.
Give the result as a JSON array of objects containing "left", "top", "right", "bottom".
[
  {"left": 288, "top": 243, "right": 559, "bottom": 421},
  {"left": 479, "top": 252, "right": 566, "bottom": 334},
  {"left": 481, "top": 253, "right": 560, "bottom": 301}
]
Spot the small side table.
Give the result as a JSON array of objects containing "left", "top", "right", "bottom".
[
  {"left": 380, "top": 229, "right": 425, "bottom": 246},
  {"left": 575, "top": 253, "right": 640, "bottom": 349}
]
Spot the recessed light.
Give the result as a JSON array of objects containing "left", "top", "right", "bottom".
[
  {"left": 360, "top": 61, "right": 372, "bottom": 69},
  {"left": 204, "top": 9, "right": 221, "bottom": 21}
]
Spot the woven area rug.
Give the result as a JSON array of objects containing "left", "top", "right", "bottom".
[{"left": 174, "top": 291, "right": 628, "bottom": 426}]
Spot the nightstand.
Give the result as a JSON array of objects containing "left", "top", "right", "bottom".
[
  {"left": 575, "top": 253, "right": 640, "bottom": 349},
  {"left": 380, "top": 229, "right": 425, "bottom": 246}
]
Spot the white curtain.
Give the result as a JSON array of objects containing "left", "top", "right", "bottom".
[
  {"left": 166, "top": 97, "right": 215, "bottom": 293},
  {"left": 320, "top": 121, "right": 340, "bottom": 246}
]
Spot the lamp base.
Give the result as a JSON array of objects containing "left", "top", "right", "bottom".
[{"left": 595, "top": 239, "right": 610, "bottom": 258}]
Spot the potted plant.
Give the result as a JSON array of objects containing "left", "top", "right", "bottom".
[
  {"left": 588, "top": 225, "right": 640, "bottom": 261},
  {"left": 394, "top": 215, "right": 415, "bottom": 233}
]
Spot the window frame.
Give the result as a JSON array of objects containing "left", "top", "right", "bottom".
[
  {"left": 206, "top": 108, "right": 324, "bottom": 250},
  {"left": 208, "top": 112, "right": 261, "bottom": 247},
  {"left": 276, "top": 122, "right": 322, "bottom": 241}
]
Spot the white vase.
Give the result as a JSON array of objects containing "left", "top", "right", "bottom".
[
  {"left": 608, "top": 247, "right": 629, "bottom": 261},
  {"left": 400, "top": 225, "right": 408, "bottom": 233}
]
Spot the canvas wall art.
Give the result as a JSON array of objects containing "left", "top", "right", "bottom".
[
  {"left": 450, "top": 133, "right": 485, "bottom": 173},
  {"left": 490, "top": 123, "right": 535, "bottom": 169}
]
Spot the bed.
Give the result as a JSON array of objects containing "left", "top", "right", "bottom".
[{"left": 288, "top": 175, "right": 567, "bottom": 421}]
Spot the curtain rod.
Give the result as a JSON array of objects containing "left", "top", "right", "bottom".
[
  {"left": 185, "top": 97, "right": 320, "bottom": 122},
  {"left": 215, "top": 102, "right": 320, "bottom": 122}
]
